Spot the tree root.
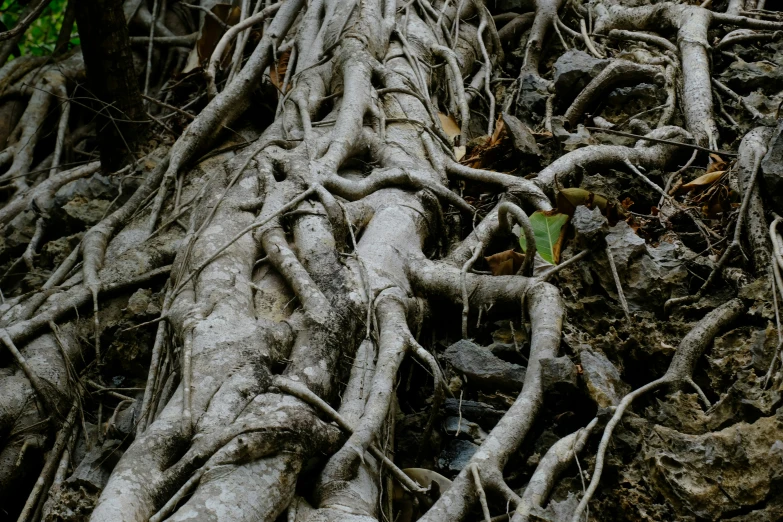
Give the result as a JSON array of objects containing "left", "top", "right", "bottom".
[
  {"left": 418, "top": 282, "right": 564, "bottom": 522},
  {"left": 512, "top": 418, "right": 598, "bottom": 522}
]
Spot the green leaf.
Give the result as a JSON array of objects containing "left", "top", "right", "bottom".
[{"left": 519, "top": 211, "right": 569, "bottom": 265}]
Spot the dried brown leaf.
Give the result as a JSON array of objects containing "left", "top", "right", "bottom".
[
  {"left": 438, "top": 113, "right": 461, "bottom": 142},
  {"left": 485, "top": 250, "right": 525, "bottom": 275}
]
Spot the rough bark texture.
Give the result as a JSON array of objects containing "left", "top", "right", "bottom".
[
  {"left": 74, "top": 0, "right": 147, "bottom": 170},
  {"left": 1, "top": 0, "right": 783, "bottom": 521}
]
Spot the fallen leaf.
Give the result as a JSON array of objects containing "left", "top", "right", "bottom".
[
  {"left": 501, "top": 112, "right": 541, "bottom": 156},
  {"left": 707, "top": 154, "right": 728, "bottom": 173},
  {"left": 438, "top": 113, "right": 461, "bottom": 143},
  {"left": 454, "top": 145, "right": 466, "bottom": 161},
  {"left": 556, "top": 188, "right": 609, "bottom": 216},
  {"left": 402, "top": 468, "right": 452, "bottom": 494},
  {"left": 485, "top": 250, "right": 525, "bottom": 275},
  {"left": 196, "top": 4, "right": 241, "bottom": 67},
  {"left": 270, "top": 49, "right": 291, "bottom": 93},
  {"left": 519, "top": 211, "right": 569, "bottom": 265},
  {"left": 682, "top": 170, "right": 725, "bottom": 190}
]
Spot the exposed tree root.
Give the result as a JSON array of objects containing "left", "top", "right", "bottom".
[{"left": 0, "top": 0, "right": 780, "bottom": 520}]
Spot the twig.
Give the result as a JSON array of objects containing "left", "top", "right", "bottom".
[
  {"left": 587, "top": 128, "right": 738, "bottom": 157},
  {"left": 142, "top": 94, "right": 196, "bottom": 120},
  {"left": 664, "top": 145, "right": 765, "bottom": 312},
  {"left": 605, "top": 246, "right": 631, "bottom": 322},
  {"left": 623, "top": 158, "right": 673, "bottom": 203},
  {"left": 0, "top": 0, "right": 53, "bottom": 42}
]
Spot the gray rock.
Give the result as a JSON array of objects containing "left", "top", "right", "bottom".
[
  {"left": 644, "top": 414, "right": 783, "bottom": 520},
  {"left": 540, "top": 355, "right": 578, "bottom": 390},
  {"left": 705, "top": 372, "right": 781, "bottom": 431},
  {"left": 592, "top": 223, "right": 689, "bottom": 311},
  {"left": 516, "top": 72, "right": 550, "bottom": 126},
  {"left": 443, "top": 399, "right": 505, "bottom": 430},
  {"left": 444, "top": 416, "right": 488, "bottom": 444},
  {"left": 720, "top": 59, "right": 783, "bottom": 93},
  {"left": 761, "top": 120, "right": 783, "bottom": 213},
  {"left": 438, "top": 439, "right": 479, "bottom": 472},
  {"left": 572, "top": 205, "right": 608, "bottom": 249},
  {"left": 553, "top": 50, "right": 609, "bottom": 102},
  {"left": 66, "top": 439, "right": 124, "bottom": 492},
  {"left": 580, "top": 350, "right": 630, "bottom": 408},
  {"left": 502, "top": 112, "right": 541, "bottom": 156},
  {"left": 605, "top": 221, "right": 646, "bottom": 269},
  {"left": 444, "top": 339, "right": 526, "bottom": 391}
]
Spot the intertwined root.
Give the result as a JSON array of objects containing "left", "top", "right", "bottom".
[{"left": 0, "top": 0, "right": 779, "bottom": 520}]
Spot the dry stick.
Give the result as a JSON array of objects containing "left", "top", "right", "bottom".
[
  {"left": 471, "top": 464, "right": 493, "bottom": 522},
  {"left": 711, "top": 77, "right": 766, "bottom": 121},
  {"left": 142, "top": 94, "right": 195, "bottom": 120},
  {"left": 181, "top": 2, "right": 230, "bottom": 29},
  {"left": 272, "top": 376, "right": 428, "bottom": 495},
  {"left": 605, "top": 246, "right": 631, "bottom": 322},
  {"left": 664, "top": 146, "right": 765, "bottom": 312},
  {"left": 0, "top": 0, "right": 52, "bottom": 42},
  {"left": 16, "top": 401, "right": 78, "bottom": 522},
  {"left": 570, "top": 298, "right": 745, "bottom": 522},
  {"left": 586, "top": 127, "right": 738, "bottom": 157},
  {"left": 623, "top": 158, "right": 673, "bottom": 203}
]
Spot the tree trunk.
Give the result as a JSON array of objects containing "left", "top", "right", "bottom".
[{"left": 74, "top": 0, "right": 146, "bottom": 171}]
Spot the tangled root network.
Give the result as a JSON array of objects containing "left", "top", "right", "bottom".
[{"left": 1, "top": 0, "right": 783, "bottom": 521}]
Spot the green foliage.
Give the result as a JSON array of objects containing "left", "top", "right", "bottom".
[
  {"left": 519, "top": 211, "right": 569, "bottom": 265},
  {"left": 1, "top": 0, "right": 79, "bottom": 61}
]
